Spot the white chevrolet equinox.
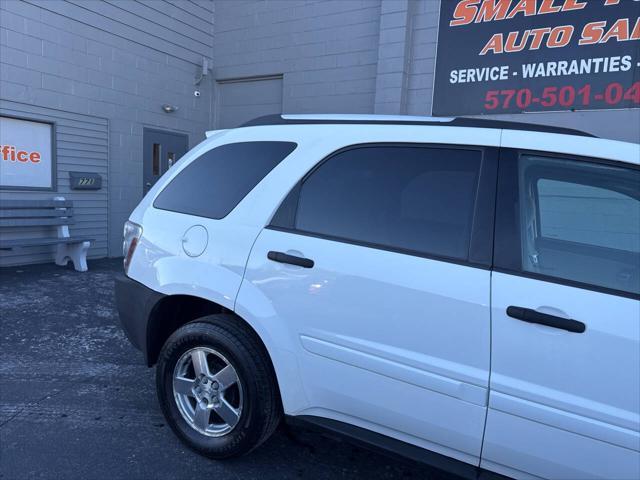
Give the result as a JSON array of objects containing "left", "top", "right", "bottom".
[{"left": 116, "top": 114, "right": 640, "bottom": 480}]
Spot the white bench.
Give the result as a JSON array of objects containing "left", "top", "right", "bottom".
[{"left": 0, "top": 197, "right": 93, "bottom": 272}]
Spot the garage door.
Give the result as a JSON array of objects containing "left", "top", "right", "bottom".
[{"left": 216, "top": 76, "right": 283, "bottom": 129}]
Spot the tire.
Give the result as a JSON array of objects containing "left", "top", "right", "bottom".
[{"left": 156, "top": 315, "right": 282, "bottom": 459}]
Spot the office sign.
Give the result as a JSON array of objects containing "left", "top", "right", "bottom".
[
  {"left": 1, "top": 116, "right": 55, "bottom": 190},
  {"left": 433, "top": 0, "right": 640, "bottom": 116}
]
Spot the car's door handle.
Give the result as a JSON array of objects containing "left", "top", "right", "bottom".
[
  {"left": 506, "top": 306, "right": 586, "bottom": 333},
  {"left": 267, "top": 251, "right": 314, "bottom": 268}
]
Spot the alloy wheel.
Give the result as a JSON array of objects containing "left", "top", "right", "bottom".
[{"left": 172, "top": 347, "right": 243, "bottom": 437}]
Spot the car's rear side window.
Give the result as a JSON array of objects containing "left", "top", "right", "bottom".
[
  {"left": 289, "top": 145, "right": 483, "bottom": 261},
  {"left": 154, "top": 141, "right": 297, "bottom": 219}
]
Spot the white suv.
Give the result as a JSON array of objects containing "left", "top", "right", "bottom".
[{"left": 116, "top": 114, "right": 640, "bottom": 480}]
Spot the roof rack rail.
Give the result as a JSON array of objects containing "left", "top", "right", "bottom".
[{"left": 240, "top": 114, "right": 597, "bottom": 138}]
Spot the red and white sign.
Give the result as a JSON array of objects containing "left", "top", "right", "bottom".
[{"left": 0, "top": 116, "right": 54, "bottom": 189}]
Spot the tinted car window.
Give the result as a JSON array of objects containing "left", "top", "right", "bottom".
[
  {"left": 154, "top": 141, "right": 296, "bottom": 219},
  {"left": 295, "top": 146, "right": 482, "bottom": 260},
  {"left": 519, "top": 155, "right": 640, "bottom": 295}
]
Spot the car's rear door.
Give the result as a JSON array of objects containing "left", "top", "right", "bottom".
[
  {"left": 240, "top": 143, "right": 498, "bottom": 465},
  {"left": 482, "top": 149, "right": 640, "bottom": 479}
]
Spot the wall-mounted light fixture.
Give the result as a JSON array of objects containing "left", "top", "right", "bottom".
[
  {"left": 161, "top": 104, "right": 178, "bottom": 113},
  {"left": 195, "top": 57, "right": 211, "bottom": 86}
]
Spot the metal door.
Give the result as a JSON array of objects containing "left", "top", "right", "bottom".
[
  {"left": 216, "top": 76, "right": 283, "bottom": 129},
  {"left": 143, "top": 128, "right": 188, "bottom": 194}
]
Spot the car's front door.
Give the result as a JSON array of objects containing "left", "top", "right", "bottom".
[
  {"left": 483, "top": 150, "right": 640, "bottom": 479},
  {"left": 242, "top": 144, "right": 498, "bottom": 465}
]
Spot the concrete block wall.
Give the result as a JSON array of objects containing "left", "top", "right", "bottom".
[
  {"left": 1, "top": 0, "right": 215, "bottom": 259},
  {"left": 404, "top": 0, "right": 438, "bottom": 116},
  {"left": 213, "top": 0, "right": 382, "bottom": 115},
  {"left": 373, "top": 0, "right": 416, "bottom": 114},
  {"left": 1, "top": 0, "right": 637, "bottom": 267},
  {"left": 213, "top": 0, "right": 639, "bottom": 142}
]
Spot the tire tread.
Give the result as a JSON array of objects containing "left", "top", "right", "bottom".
[{"left": 156, "top": 314, "right": 282, "bottom": 458}]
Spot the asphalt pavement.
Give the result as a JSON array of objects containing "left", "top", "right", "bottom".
[{"left": 0, "top": 258, "right": 457, "bottom": 480}]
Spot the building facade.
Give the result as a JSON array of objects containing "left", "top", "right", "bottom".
[{"left": 1, "top": 0, "right": 639, "bottom": 265}]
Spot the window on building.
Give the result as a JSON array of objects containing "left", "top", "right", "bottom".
[
  {"left": 152, "top": 143, "right": 161, "bottom": 176},
  {"left": 293, "top": 146, "right": 482, "bottom": 260},
  {"left": 154, "top": 141, "right": 297, "bottom": 219}
]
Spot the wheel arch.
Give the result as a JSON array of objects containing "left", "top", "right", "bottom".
[
  {"left": 146, "top": 293, "right": 308, "bottom": 415},
  {"left": 146, "top": 294, "right": 228, "bottom": 366}
]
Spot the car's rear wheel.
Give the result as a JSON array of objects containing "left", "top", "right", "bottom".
[{"left": 156, "top": 315, "right": 282, "bottom": 458}]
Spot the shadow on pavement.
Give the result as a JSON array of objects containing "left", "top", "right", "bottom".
[{"left": 0, "top": 258, "right": 459, "bottom": 480}]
